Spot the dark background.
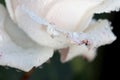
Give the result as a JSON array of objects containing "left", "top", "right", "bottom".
[
  {"left": 100, "top": 12, "right": 120, "bottom": 80},
  {"left": 0, "top": 0, "right": 120, "bottom": 80}
]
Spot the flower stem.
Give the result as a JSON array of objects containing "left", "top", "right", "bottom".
[{"left": 20, "top": 68, "right": 35, "bottom": 80}]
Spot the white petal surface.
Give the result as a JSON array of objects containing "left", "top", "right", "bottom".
[
  {"left": 0, "top": 4, "right": 54, "bottom": 72},
  {"left": 60, "top": 19, "right": 116, "bottom": 62},
  {"left": 14, "top": 6, "right": 69, "bottom": 49},
  {"left": 95, "top": 0, "right": 120, "bottom": 13},
  {"left": 4, "top": 0, "right": 117, "bottom": 65},
  {"left": 59, "top": 45, "right": 97, "bottom": 62},
  {"left": 5, "top": 0, "right": 54, "bottom": 22},
  {"left": 85, "top": 20, "right": 116, "bottom": 47},
  {"left": 5, "top": 0, "right": 102, "bottom": 49},
  {"left": 45, "top": 0, "right": 101, "bottom": 31},
  {"left": 59, "top": 45, "right": 88, "bottom": 62},
  {"left": 5, "top": 0, "right": 102, "bottom": 31}
]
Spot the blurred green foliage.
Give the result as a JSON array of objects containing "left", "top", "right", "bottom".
[
  {"left": 0, "top": 0, "right": 108, "bottom": 80},
  {"left": 0, "top": 0, "right": 5, "bottom": 5}
]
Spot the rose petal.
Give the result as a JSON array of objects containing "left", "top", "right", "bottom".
[
  {"left": 59, "top": 48, "right": 69, "bottom": 62},
  {"left": 95, "top": 0, "right": 120, "bottom": 13},
  {"left": 5, "top": 0, "right": 54, "bottom": 22},
  {"left": 0, "top": 4, "right": 54, "bottom": 72},
  {"left": 13, "top": 5, "right": 69, "bottom": 49},
  {"left": 45, "top": 0, "right": 101, "bottom": 31},
  {"left": 59, "top": 19, "right": 116, "bottom": 62},
  {"left": 6, "top": 0, "right": 101, "bottom": 31},
  {"left": 5, "top": 0, "right": 118, "bottom": 64},
  {"left": 5, "top": 0, "right": 102, "bottom": 49},
  {"left": 59, "top": 45, "right": 88, "bottom": 62},
  {"left": 85, "top": 19, "right": 116, "bottom": 47}
]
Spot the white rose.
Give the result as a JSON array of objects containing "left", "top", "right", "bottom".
[{"left": 0, "top": 0, "right": 119, "bottom": 72}]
